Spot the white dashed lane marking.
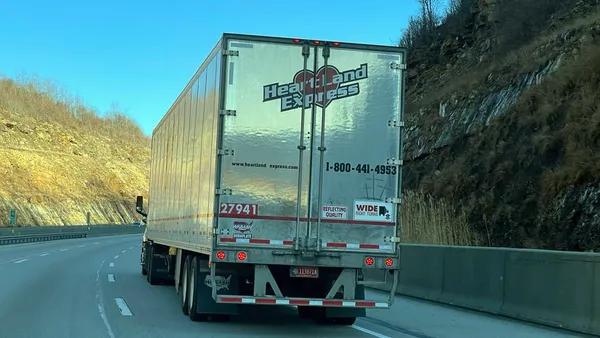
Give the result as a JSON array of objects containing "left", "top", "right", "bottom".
[
  {"left": 109, "top": 262, "right": 114, "bottom": 267},
  {"left": 121, "top": 250, "right": 126, "bottom": 253},
  {"left": 60, "top": 248, "right": 68, "bottom": 252},
  {"left": 77, "top": 245, "right": 86, "bottom": 248},
  {"left": 39, "top": 253, "right": 49, "bottom": 257},
  {"left": 114, "top": 255, "right": 119, "bottom": 259},
  {"left": 14, "top": 258, "right": 28, "bottom": 264},
  {"left": 93, "top": 242, "right": 99, "bottom": 245},
  {"left": 114, "top": 298, "right": 133, "bottom": 316},
  {"left": 108, "top": 274, "right": 115, "bottom": 282}
]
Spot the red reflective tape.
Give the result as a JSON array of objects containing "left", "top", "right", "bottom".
[
  {"left": 283, "top": 240, "right": 294, "bottom": 245},
  {"left": 220, "top": 297, "right": 242, "bottom": 303},
  {"left": 255, "top": 298, "right": 277, "bottom": 304},
  {"left": 322, "top": 300, "right": 343, "bottom": 306},
  {"left": 359, "top": 244, "right": 380, "bottom": 249},
  {"left": 220, "top": 237, "right": 236, "bottom": 242},
  {"left": 326, "top": 242, "right": 346, "bottom": 248},
  {"left": 355, "top": 301, "right": 376, "bottom": 307},
  {"left": 249, "top": 239, "right": 270, "bottom": 244},
  {"left": 289, "top": 299, "right": 310, "bottom": 305}
]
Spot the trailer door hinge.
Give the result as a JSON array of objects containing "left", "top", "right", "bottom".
[
  {"left": 216, "top": 188, "right": 232, "bottom": 195},
  {"left": 217, "top": 148, "right": 234, "bottom": 156},
  {"left": 223, "top": 50, "right": 239, "bottom": 57},
  {"left": 388, "top": 120, "right": 404, "bottom": 127},
  {"left": 390, "top": 62, "right": 406, "bottom": 70},
  {"left": 386, "top": 158, "right": 403, "bottom": 165},
  {"left": 220, "top": 109, "right": 237, "bottom": 116},
  {"left": 385, "top": 197, "right": 402, "bottom": 204},
  {"left": 384, "top": 236, "right": 401, "bottom": 243}
]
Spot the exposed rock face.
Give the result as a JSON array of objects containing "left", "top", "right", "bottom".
[{"left": 402, "top": 0, "right": 600, "bottom": 251}]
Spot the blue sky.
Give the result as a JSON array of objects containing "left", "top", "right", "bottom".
[{"left": 0, "top": 0, "right": 421, "bottom": 136}]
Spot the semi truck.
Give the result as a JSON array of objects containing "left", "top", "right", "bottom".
[{"left": 136, "top": 33, "right": 407, "bottom": 325}]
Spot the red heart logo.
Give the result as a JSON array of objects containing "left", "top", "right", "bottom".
[{"left": 293, "top": 66, "right": 340, "bottom": 108}]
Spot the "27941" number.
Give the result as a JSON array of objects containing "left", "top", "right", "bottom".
[{"left": 219, "top": 203, "right": 258, "bottom": 216}]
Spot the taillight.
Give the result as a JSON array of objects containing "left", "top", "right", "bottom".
[
  {"left": 293, "top": 38, "right": 301, "bottom": 44},
  {"left": 313, "top": 40, "right": 320, "bottom": 45},
  {"left": 332, "top": 42, "right": 340, "bottom": 46},
  {"left": 216, "top": 251, "right": 226, "bottom": 260},
  {"left": 365, "top": 257, "right": 374, "bottom": 266},
  {"left": 237, "top": 251, "right": 247, "bottom": 261},
  {"left": 385, "top": 258, "right": 394, "bottom": 267}
]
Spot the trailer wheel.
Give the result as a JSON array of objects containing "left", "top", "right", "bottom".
[
  {"left": 297, "top": 306, "right": 313, "bottom": 318},
  {"left": 187, "top": 256, "right": 207, "bottom": 322},
  {"left": 180, "top": 256, "right": 190, "bottom": 315},
  {"left": 332, "top": 317, "right": 357, "bottom": 326},
  {"left": 146, "top": 244, "right": 160, "bottom": 285}
]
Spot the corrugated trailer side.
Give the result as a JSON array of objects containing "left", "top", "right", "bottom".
[{"left": 146, "top": 39, "right": 223, "bottom": 256}]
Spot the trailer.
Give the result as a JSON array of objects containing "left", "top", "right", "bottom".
[{"left": 136, "top": 33, "right": 407, "bottom": 324}]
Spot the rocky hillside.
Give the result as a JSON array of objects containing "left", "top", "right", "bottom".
[
  {"left": 0, "top": 76, "right": 150, "bottom": 226},
  {"left": 401, "top": 0, "right": 600, "bottom": 251}
]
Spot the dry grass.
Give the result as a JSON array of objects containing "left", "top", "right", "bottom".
[
  {"left": 0, "top": 74, "right": 149, "bottom": 146},
  {"left": 405, "top": 0, "right": 600, "bottom": 115},
  {"left": 401, "top": 190, "right": 483, "bottom": 246},
  {"left": 0, "top": 74, "right": 150, "bottom": 226}
]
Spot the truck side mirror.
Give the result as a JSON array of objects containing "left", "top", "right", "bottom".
[{"left": 136, "top": 196, "right": 144, "bottom": 212}]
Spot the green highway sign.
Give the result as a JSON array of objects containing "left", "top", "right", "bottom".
[{"left": 9, "top": 209, "right": 16, "bottom": 226}]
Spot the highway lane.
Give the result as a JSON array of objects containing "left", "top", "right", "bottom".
[
  {"left": 0, "top": 234, "right": 590, "bottom": 338},
  {"left": 0, "top": 234, "right": 399, "bottom": 338}
]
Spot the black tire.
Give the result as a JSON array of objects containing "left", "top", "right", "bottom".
[
  {"left": 180, "top": 256, "right": 190, "bottom": 316},
  {"left": 141, "top": 267, "right": 147, "bottom": 276},
  {"left": 298, "top": 306, "right": 313, "bottom": 318},
  {"left": 187, "top": 256, "right": 207, "bottom": 322},
  {"left": 146, "top": 244, "right": 160, "bottom": 285},
  {"left": 333, "top": 317, "right": 357, "bottom": 326}
]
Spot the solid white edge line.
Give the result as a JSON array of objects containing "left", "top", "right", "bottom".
[
  {"left": 114, "top": 298, "right": 133, "bottom": 316},
  {"left": 351, "top": 325, "right": 391, "bottom": 338},
  {"left": 108, "top": 274, "right": 115, "bottom": 282}
]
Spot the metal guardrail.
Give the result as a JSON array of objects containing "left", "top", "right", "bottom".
[
  {"left": 0, "top": 232, "right": 87, "bottom": 245},
  {"left": 0, "top": 224, "right": 145, "bottom": 246}
]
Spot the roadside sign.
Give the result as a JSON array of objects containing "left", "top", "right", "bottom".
[{"left": 9, "top": 209, "right": 16, "bottom": 226}]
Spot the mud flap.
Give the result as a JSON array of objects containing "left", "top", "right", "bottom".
[{"left": 195, "top": 264, "right": 240, "bottom": 316}]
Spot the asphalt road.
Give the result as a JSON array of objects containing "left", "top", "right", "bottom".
[{"left": 0, "top": 234, "right": 589, "bottom": 338}]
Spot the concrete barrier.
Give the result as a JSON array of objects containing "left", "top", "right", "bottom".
[{"left": 366, "top": 244, "right": 600, "bottom": 336}]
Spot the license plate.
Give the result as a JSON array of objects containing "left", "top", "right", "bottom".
[{"left": 290, "top": 266, "right": 319, "bottom": 278}]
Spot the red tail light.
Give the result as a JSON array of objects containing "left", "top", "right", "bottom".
[
  {"left": 216, "top": 251, "right": 226, "bottom": 260},
  {"left": 237, "top": 251, "right": 247, "bottom": 261},
  {"left": 385, "top": 258, "right": 394, "bottom": 267},
  {"left": 332, "top": 42, "right": 340, "bottom": 46},
  {"left": 365, "top": 257, "right": 374, "bottom": 266},
  {"left": 293, "top": 38, "right": 301, "bottom": 44}
]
